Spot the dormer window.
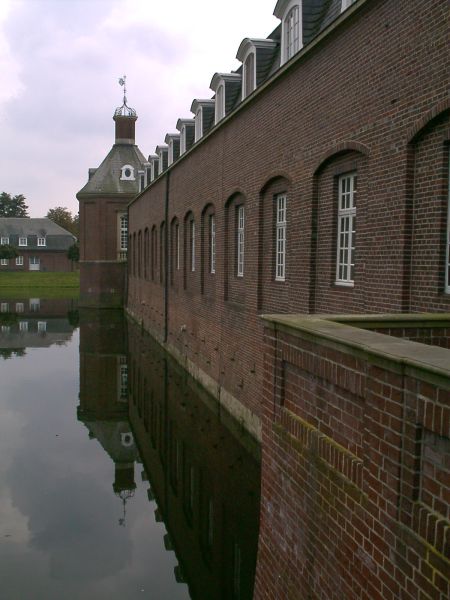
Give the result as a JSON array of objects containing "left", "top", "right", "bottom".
[
  {"left": 285, "top": 5, "right": 300, "bottom": 60},
  {"left": 274, "top": 1, "right": 302, "bottom": 65},
  {"left": 195, "top": 108, "right": 202, "bottom": 141},
  {"left": 180, "top": 126, "right": 186, "bottom": 154},
  {"left": 243, "top": 52, "right": 255, "bottom": 99},
  {"left": 1, "top": 237, "right": 9, "bottom": 245},
  {"left": 138, "top": 170, "right": 145, "bottom": 192},
  {"left": 236, "top": 38, "right": 277, "bottom": 100},
  {"left": 19, "top": 237, "right": 27, "bottom": 246},
  {"left": 120, "top": 164, "right": 135, "bottom": 180},
  {"left": 215, "top": 84, "right": 225, "bottom": 123},
  {"left": 37, "top": 237, "right": 46, "bottom": 246}
]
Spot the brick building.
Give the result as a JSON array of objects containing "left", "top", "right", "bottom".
[
  {"left": 125, "top": 0, "right": 450, "bottom": 434},
  {"left": 77, "top": 95, "right": 147, "bottom": 307},
  {"left": 78, "top": 0, "right": 450, "bottom": 597},
  {"left": 0, "top": 218, "right": 76, "bottom": 272}
]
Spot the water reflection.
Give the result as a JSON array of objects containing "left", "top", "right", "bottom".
[
  {"left": 0, "top": 297, "right": 78, "bottom": 353},
  {"left": 126, "top": 319, "right": 261, "bottom": 600},
  {"left": 0, "top": 303, "right": 260, "bottom": 599}
]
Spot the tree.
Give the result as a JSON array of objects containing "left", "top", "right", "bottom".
[
  {"left": 67, "top": 242, "right": 79, "bottom": 262},
  {"left": 0, "top": 192, "right": 29, "bottom": 217},
  {"left": 0, "top": 244, "right": 18, "bottom": 259},
  {"left": 46, "top": 206, "right": 79, "bottom": 236}
]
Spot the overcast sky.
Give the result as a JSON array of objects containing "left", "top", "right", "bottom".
[{"left": 0, "top": 0, "right": 278, "bottom": 217}]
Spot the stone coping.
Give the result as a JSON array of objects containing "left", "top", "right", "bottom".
[{"left": 261, "top": 313, "right": 450, "bottom": 388}]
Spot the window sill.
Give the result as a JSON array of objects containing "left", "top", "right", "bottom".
[{"left": 334, "top": 281, "right": 354, "bottom": 288}]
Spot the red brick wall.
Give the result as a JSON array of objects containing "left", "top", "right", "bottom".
[
  {"left": 255, "top": 319, "right": 450, "bottom": 600},
  {"left": 127, "top": 0, "right": 450, "bottom": 424}
]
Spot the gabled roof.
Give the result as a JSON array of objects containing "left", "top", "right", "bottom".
[
  {"left": 0, "top": 218, "right": 75, "bottom": 238},
  {"left": 77, "top": 143, "right": 146, "bottom": 197}
]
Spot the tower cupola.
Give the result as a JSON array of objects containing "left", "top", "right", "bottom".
[{"left": 113, "top": 75, "right": 137, "bottom": 145}]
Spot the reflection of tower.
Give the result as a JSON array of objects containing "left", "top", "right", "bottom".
[{"left": 78, "top": 309, "right": 139, "bottom": 525}]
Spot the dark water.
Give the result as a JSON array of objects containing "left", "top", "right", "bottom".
[{"left": 0, "top": 299, "right": 260, "bottom": 600}]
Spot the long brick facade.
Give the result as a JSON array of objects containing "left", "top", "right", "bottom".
[{"left": 127, "top": 0, "right": 450, "bottom": 432}]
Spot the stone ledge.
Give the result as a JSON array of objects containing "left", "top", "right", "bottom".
[{"left": 261, "top": 313, "right": 450, "bottom": 389}]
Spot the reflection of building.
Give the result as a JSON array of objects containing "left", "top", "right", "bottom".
[
  {"left": 0, "top": 218, "right": 76, "bottom": 272},
  {"left": 127, "top": 319, "right": 260, "bottom": 600},
  {"left": 0, "top": 298, "right": 78, "bottom": 349},
  {"left": 77, "top": 309, "right": 137, "bottom": 524}
]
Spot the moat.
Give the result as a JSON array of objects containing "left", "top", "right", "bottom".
[{"left": 0, "top": 298, "right": 260, "bottom": 600}]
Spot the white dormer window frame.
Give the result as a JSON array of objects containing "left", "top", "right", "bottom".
[
  {"left": 180, "top": 126, "right": 186, "bottom": 155},
  {"left": 19, "top": 237, "right": 27, "bottom": 246},
  {"left": 37, "top": 237, "right": 46, "bottom": 247},
  {"left": 138, "top": 170, "right": 145, "bottom": 192},
  {"left": 274, "top": 0, "right": 303, "bottom": 65},
  {"left": 120, "top": 164, "right": 135, "bottom": 181},
  {"left": 215, "top": 84, "right": 225, "bottom": 124},
  {"left": 1, "top": 237, "right": 9, "bottom": 245},
  {"left": 242, "top": 50, "right": 256, "bottom": 100},
  {"left": 168, "top": 140, "right": 174, "bottom": 165},
  {"left": 195, "top": 108, "right": 202, "bottom": 142},
  {"left": 341, "top": 0, "right": 357, "bottom": 11},
  {"left": 158, "top": 154, "right": 163, "bottom": 175}
]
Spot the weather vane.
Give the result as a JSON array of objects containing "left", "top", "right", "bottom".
[{"left": 118, "top": 75, "right": 127, "bottom": 105}]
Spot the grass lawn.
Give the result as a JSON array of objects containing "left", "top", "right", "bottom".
[{"left": 0, "top": 271, "right": 80, "bottom": 299}]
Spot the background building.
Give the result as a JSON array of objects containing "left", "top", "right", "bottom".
[{"left": 0, "top": 218, "right": 76, "bottom": 272}]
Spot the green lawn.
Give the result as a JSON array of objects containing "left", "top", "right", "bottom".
[{"left": 0, "top": 271, "right": 80, "bottom": 299}]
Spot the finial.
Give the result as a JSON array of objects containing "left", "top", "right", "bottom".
[
  {"left": 114, "top": 75, "right": 137, "bottom": 118},
  {"left": 118, "top": 75, "right": 127, "bottom": 104}
]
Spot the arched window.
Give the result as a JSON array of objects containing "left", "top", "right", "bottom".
[
  {"left": 243, "top": 52, "right": 255, "bottom": 99},
  {"left": 285, "top": 5, "right": 300, "bottom": 61}
]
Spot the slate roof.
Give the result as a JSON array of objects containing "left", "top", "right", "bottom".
[
  {"left": 77, "top": 143, "right": 147, "bottom": 197},
  {"left": 0, "top": 218, "right": 75, "bottom": 240}
]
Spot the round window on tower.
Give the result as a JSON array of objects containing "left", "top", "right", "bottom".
[{"left": 120, "top": 164, "right": 135, "bottom": 181}]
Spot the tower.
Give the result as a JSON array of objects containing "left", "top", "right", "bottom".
[{"left": 77, "top": 77, "right": 147, "bottom": 307}]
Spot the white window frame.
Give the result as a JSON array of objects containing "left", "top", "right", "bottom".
[
  {"left": 15, "top": 302, "right": 24, "bottom": 312},
  {"left": 37, "top": 237, "right": 46, "bottom": 247},
  {"left": 215, "top": 84, "right": 225, "bottom": 124},
  {"left": 0, "top": 258, "right": 8, "bottom": 266},
  {"left": 336, "top": 172, "right": 356, "bottom": 286},
  {"left": 285, "top": 5, "right": 300, "bottom": 61},
  {"left": 275, "top": 194, "right": 287, "bottom": 281},
  {"left": 195, "top": 108, "right": 202, "bottom": 142},
  {"left": 120, "top": 164, "right": 135, "bottom": 181},
  {"left": 119, "top": 213, "right": 128, "bottom": 251},
  {"left": 16, "top": 256, "right": 23, "bottom": 266},
  {"left": 1, "top": 237, "right": 9, "bottom": 245},
  {"left": 242, "top": 51, "right": 256, "bottom": 100},
  {"left": 180, "top": 126, "right": 186, "bottom": 155},
  {"left": 19, "top": 321, "right": 28, "bottom": 332},
  {"left": 210, "top": 214, "right": 216, "bottom": 274},
  {"left": 37, "top": 321, "right": 47, "bottom": 333},
  {"left": 190, "top": 220, "right": 195, "bottom": 272},
  {"left": 276, "top": 1, "right": 302, "bottom": 65},
  {"left": 19, "top": 237, "right": 27, "bottom": 246},
  {"left": 138, "top": 170, "right": 145, "bottom": 192},
  {"left": 237, "top": 206, "right": 245, "bottom": 277},
  {"left": 1, "top": 302, "right": 9, "bottom": 312},
  {"left": 445, "top": 158, "right": 450, "bottom": 293},
  {"left": 175, "top": 223, "right": 180, "bottom": 270},
  {"left": 168, "top": 140, "right": 174, "bottom": 165}
]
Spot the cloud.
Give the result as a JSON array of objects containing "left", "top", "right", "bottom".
[{"left": 0, "top": 0, "right": 278, "bottom": 216}]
